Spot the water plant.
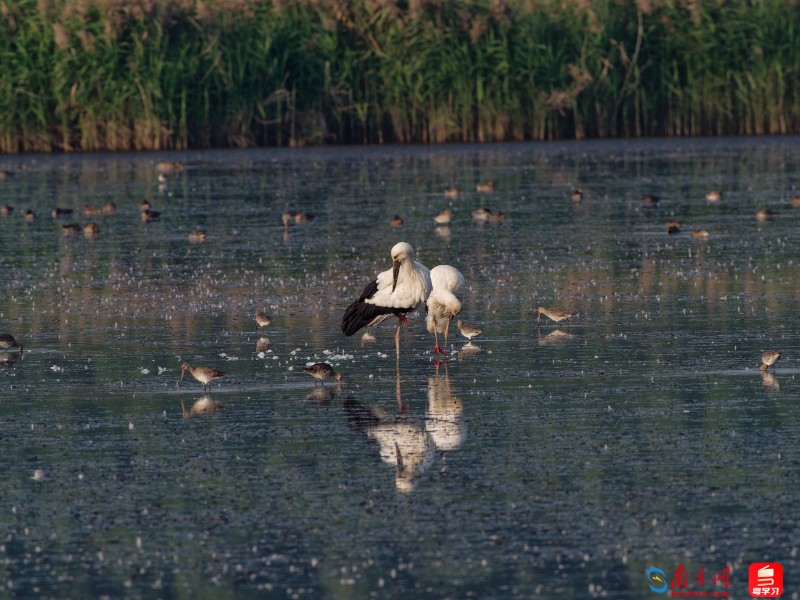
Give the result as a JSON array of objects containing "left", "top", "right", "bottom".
[{"left": 0, "top": 0, "right": 797, "bottom": 152}]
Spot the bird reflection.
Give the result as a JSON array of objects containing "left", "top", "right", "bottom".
[
  {"left": 344, "top": 397, "right": 434, "bottom": 493},
  {"left": 538, "top": 329, "right": 575, "bottom": 345},
  {"left": 0, "top": 352, "right": 21, "bottom": 367},
  {"left": 760, "top": 371, "right": 780, "bottom": 392},
  {"left": 426, "top": 370, "right": 466, "bottom": 451},
  {"left": 457, "top": 342, "right": 482, "bottom": 360},
  {"left": 255, "top": 336, "right": 271, "bottom": 353},
  {"left": 181, "top": 395, "right": 225, "bottom": 418},
  {"left": 434, "top": 225, "right": 452, "bottom": 242},
  {"left": 306, "top": 386, "right": 336, "bottom": 404}
]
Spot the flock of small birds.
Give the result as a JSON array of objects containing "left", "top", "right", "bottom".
[
  {"left": 0, "top": 171, "right": 789, "bottom": 393},
  {"left": 567, "top": 186, "right": 800, "bottom": 238},
  {"left": 0, "top": 162, "right": 206, "bottom": 243},
  {"left": 370, "top": 181, "right": 507, "bottom": 231}
]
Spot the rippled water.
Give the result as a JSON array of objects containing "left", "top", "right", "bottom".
[{"left": 1, "top": 137, "right": 799, "bottom": 598}]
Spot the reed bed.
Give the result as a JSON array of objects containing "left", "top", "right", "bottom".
[{"left": 0, "top": 0, "right": 798, "bottom": 152}]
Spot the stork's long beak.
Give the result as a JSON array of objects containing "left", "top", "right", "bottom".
[
  {"left": 178, "top": 367, "right": 186, "bottom": 387},
  {"left": 392, "top": 259, "right": 400, "bottom": 292}
]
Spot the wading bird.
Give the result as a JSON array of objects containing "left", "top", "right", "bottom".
[
  {"left": 255, "top": 310, "right": 271, "bottom": 329},
  {"left": 341, "top": 242, "right": 431, "bottom": 353},
  {"left": 179, "top": 362, "right": 230, "bottom": 393},
  {"left": 456, "top": 320, "right": 482, "bottom": 342},
  {"left": 537, "top": 306, "right": 576, "bottom": 325},
  {"left": 426, "top": 265, "right": 466, "bottom": 355},
  {"left": 303, "top": 362, "right": 343, "bottom": 386},
  {"left": 760, "top": 350, "right": 781, "bottom": 372}
]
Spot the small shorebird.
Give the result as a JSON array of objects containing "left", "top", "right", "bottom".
[
  {"left": 389, "top": 215, "right": 404, "bottom": 227},
  {"left": 444, "top": 186, "right": 461, "bottom": 200},
  {"left": 433, "top": 208, "right": 452, "bottom": 225},
  {"left": 83, "top": 223, "right": 99, "bottom": 237},
  {"left": 426, "top": 265, "right": 466, "bottom": 355},
  {"left": 691, "top": 229, "right": 710, "bottom": 239},
  {"left": 537, "top": 306, "right": 576, "bottom": 324},
  {"left": 139, "top": 200, "right": 151, "bottom": 211},
  {"left": 756, "top": 209, "right": 777, "bottom": 222},
  {"left": 102, "top": 202, "right": 116, "bottom": 215},
  {"left": 303, "top": 362, "right": 343, "bottom": 386},
  {"left": 705, "top": 190, "right": 722, "bottom": 203},
  {"left": 476, "top": 181, "right": 495, "bottom": 193},
  {"left": 51, "top": 207, "right": 73, "bottom": 219},
  {"left": 61, "top": 223, "right": 80, "bottom": 235},
  {"left": 571, "top": 189, "right": 583, "bottom": 202},
  {"left": 0, "top": 334, "right": 23, "bottom": 353},
  {"left": 179, "top": 362, "right": 230, "bottom": 392},
  {"left": 791, "top": 196, "right": 800, "bottom": 208},
  {"left": 188, "top": 230, "right": 206, "bottom": 243},
  {"left": 665, "top": 220, "right": 682, "bottom": 234},
  {"left": 456, "top": 320, "right": 481, "bottom": 341},
  {"left": 341, "top": 241, "right": 432, "bottom": 352},
  {"left": 1, "top": 204, "right": 12, "bottom": 216},
  {"left": 471, "top": 207, "right": 492, "bottom": 222},
  {"left": 255, "top": 310, "right": 271, "bottom": 329},
  {"left": 360, "top": 331, "right": 377, "bottom": 346},
  {"left": 641, "top": 195, "right": 660, "bottom": 207},
  {"left": 83, "top": 205, "right": 103, "bottom": 217},
  {"left": 24, "top": 209, "right": 35, "bottom": 223},
  {"left": 156, "top": 161, "right": 183, "bottom": 175},
  {"left": 488, "top": 210, "right": 505, "bottom": 223},
  {"left": 760, "top": 350, "right": 781, "bottom": 372},
  {"left": 282, "top": 210, "right": 314, "bottom": 226},
  {"left": 140, "top": 209, "right": 160, "bottom": 222}
]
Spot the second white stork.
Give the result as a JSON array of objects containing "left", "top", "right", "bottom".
[
  {"left": 341, "top": 242, "right": 431, "bottom": 348},
  {"left": 425, "top": 265, "right": 466, "bottom": 355}
]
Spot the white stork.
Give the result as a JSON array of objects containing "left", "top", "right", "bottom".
[
  {"left": 425, "top": 265, "right": 466, "bottom": 355},
  {"left": 341, "top": 242, "right": 431, "bottom": 350}
]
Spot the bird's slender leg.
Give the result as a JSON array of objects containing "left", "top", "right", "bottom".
[
  {"left": 432, "top": 316, "right": 443, "bottom": 355},
  {"left": 395, "top": 363, "right": 406, "bottom": 413},
  {"left": 443, "top": 317, "right": 452, "bottom": 355},
  {"left": 433, "top": 328, "right": 443, "bottom": 355}
]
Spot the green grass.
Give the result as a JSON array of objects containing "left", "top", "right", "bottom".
[{"left": 0, "top": 0, "right": 798, "bottom": 152}]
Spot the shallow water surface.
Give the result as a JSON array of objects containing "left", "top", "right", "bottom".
[{"left": 1, "top": 138, "right": 799, "bottom": 598}]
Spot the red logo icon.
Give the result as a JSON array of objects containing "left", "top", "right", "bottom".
[{"left": 749, "top": 563, "right": 783, "bottom": 597}]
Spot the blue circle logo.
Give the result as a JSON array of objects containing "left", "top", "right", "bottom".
[{"left": 647, "top": 567, "right": 668, "bottom": 593}]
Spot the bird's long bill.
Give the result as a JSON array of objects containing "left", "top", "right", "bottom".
[
  {"left": 178, "top": 367, "right": 186, "bottom": 387},
  {"left": 391, "top": 259, "right": 400, "bottom": 292}
]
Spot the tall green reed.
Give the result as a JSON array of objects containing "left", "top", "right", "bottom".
[{"left": 0, "top": 0, "right": 798, "bottom": 152}]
